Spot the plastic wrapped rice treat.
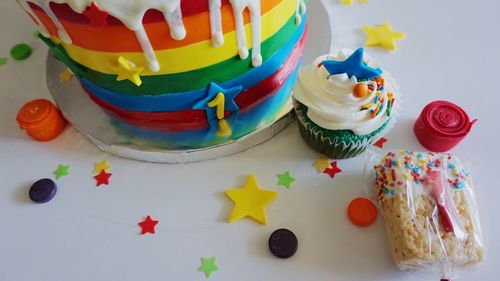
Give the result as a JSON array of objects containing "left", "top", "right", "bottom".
[{"left": 372, "top": 151, "right": 484, "bottom": 280}]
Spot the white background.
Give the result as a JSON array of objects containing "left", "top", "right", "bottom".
[{"left": 1, "top": 0, "right": 499, "bottom": 280}]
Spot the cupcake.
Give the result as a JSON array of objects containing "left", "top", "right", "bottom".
[{"left": 293, "top": 48, "right": 399, "bottom": 158}]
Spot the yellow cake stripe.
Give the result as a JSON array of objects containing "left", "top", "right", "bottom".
[{"left": 57, "top": 0, "right": 297, "bottom": 76}]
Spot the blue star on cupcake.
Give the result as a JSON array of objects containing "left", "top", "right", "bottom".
[
  {"left": 322, "top": 48, "right": 382, "bottom": 80},
  {"left": 193, "top": 82, "right": 243, "bottom": 120}
]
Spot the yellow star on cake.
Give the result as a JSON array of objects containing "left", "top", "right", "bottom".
[
  {"left": 363, "top": 22, "right": 406, "bottom": 51},
  {"left": 116, "top": 56, "right": 144, "bottom": 86},
  {"left": 224, "top": 174, "right": 277, "bottom": 225}
]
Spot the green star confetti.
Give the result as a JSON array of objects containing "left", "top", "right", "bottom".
[
  {"left": 53, "top": 164, "right": 70, "bottom": 180},
  {"left": 0, "top": 57, "right": 7, "bottom": 66},
  {"left": 277, "top": 171, "right": 295, "bottom": 189},
  {"left": 198, "top": 257, "right": 219, "bottom": 278}
]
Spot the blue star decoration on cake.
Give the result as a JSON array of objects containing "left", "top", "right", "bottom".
[
  {"left": 193, "top": 82, "right": 243, "bottom": 121},
  {"left": 322, "top": 48, "right": 382, "bottom": 80}
]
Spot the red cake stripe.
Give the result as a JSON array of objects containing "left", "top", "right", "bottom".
[
  {"left": 85, "top": 89, "right": 211, "bottom": 131},
  {"left": 31, "top": 1, "right": 232, "bottom": 25},
  {"left": 29, "top": 0, "right": 264, "bottom": 26}
]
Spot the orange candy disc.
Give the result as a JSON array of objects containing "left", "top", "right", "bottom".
[
  {"left": 347, "top": 197, "right": 378, "bottom": 227},
  {"left": 16, "top": 99, "right": 66, "bottom": 141},
  {"left": 353, "top": 83, "right": 369, "bottom": 98}
]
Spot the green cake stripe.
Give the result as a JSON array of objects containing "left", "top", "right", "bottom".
[
  {"left": 40, "top": 14, "right": 300, "bottom": 96},
  {"left": 295, "top": 101, "right": 390, "bottom": 159}
]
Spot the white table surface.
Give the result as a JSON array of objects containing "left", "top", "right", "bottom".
[{"left": 1, "top": 0, "right": 499, "bottom": 280}]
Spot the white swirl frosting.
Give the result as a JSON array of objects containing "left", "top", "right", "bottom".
[{"left": 293, "top": 49, "right": 398, "bottom": 135}]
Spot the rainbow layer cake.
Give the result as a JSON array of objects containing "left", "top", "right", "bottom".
[{"left": 18, "top": 0, "right": 308, "bottom": 149}]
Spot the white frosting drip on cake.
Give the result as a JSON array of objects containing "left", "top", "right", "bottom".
[
  {"left": 16, "top": 0, "right": 292, "bottom": 72},
  {"left": 17, "top": 0, "right": 50, "bottom": 37},
  {"left": 209, "top": 0, "right": 224, "bottom": 47},
  {"left": 18, "top": 0, "right": 73, "bottom": 44},
  {"left": 229, "top": 0, "right": 262, "bottom": 67},
  {"left": 295, "top": 0, "right": 306, "bottom": 25}
]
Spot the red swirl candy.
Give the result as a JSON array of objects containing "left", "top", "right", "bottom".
[{"left": 414, "top": 101, "right": 476, "bottom": 152}]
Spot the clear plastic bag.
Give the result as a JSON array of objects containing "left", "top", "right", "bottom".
[{"left": 364, "top": 148, "right": 485, "bottom": 280}]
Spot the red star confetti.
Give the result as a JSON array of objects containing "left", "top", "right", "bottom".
[
  {"left": 83, "top": 3, "right": 109, "bottom": 27},
  {"left": 374, "top": 137, "right": 388, "bottom": 148},
  {"left": 138, "top": 215, "right": 159, "bottom": 235},
  {"left": 94, "top": 169, "right": 112, "bottom": 187},
  {"left": 323, "top": 161, "right": 342, "bottom": 179}
]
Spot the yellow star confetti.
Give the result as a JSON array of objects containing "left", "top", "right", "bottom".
[
  {"left": 363, "top": 22, "right": 406, "bottom": 51},
  {"left": 59, "top": 68, "right": 74, "bottom": 83},
  {"left": 358, "top": 0, "right": 368, "bottom": 4},
  {"left": 224, "top": 174, "right": 277, "bottom": 225},
  {"left": 340, "top": 0, "right": 353, "bottom": 5},
  {"left": 93, "top": 160, "right": 111, "bottom": 175},
  {"left": 313, "top": 157, "right": 331, "bottom": 173},
  {"left": 116, "top": 56, "right": 144, "bottom": 86}
]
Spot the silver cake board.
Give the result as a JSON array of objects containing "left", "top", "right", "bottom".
[
  {"left": 44, "top": 1, "right": 332, "bottom": 164},
  {"left": 46, "top": 52, "right": 295, "bottom": 164}
]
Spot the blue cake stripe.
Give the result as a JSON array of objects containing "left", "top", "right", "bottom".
[
  {"left": 80, "top": 15, "right": 306, "bottom": 113},
  {"left": 108, "top": 65, "right": 301, "bottom": 149}
]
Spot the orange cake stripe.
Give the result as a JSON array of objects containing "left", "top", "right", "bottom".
[{"left": 31, "top": 0, "right": 283, "bottom": 52}]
